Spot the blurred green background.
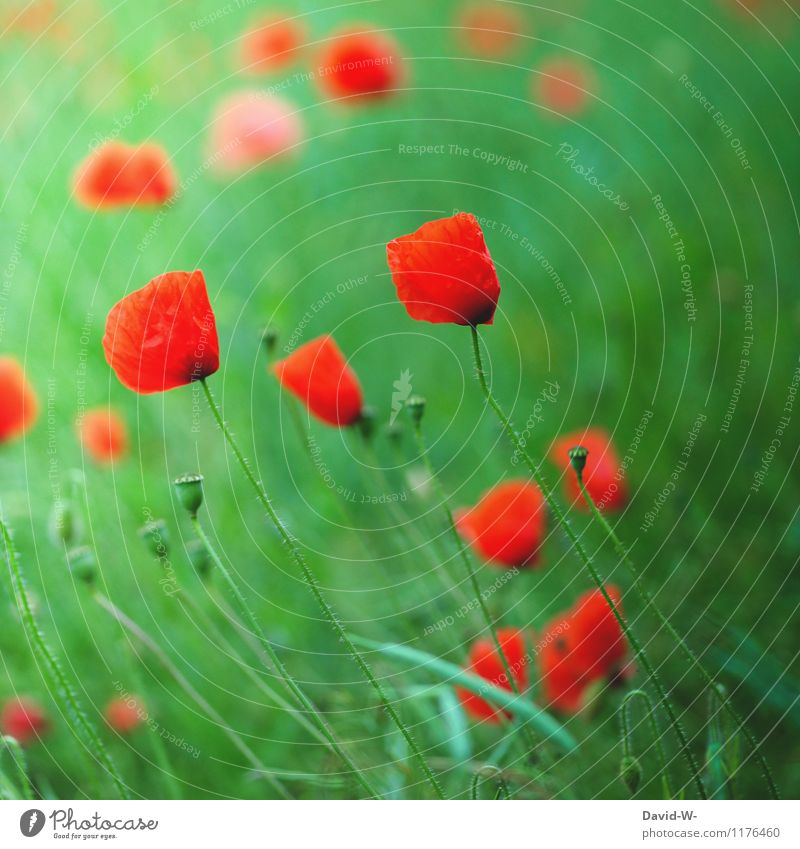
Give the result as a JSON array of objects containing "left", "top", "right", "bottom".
[{"left": 0, "top": 0, "right": 798, "bottom": 799}]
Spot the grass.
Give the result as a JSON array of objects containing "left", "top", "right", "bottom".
[{"left": 0, "top": 0, "right": 798, "bottom": 799}]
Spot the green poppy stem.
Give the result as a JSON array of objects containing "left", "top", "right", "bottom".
[
  {"left": 620, "top": 689, "right": 673, "bottom": 799},
  {"left": 0, "top": 517, "right": 130, "bottom": 799},
  {"left": 200, "top": 378, "right": 445, "bottom": 799},
  {"left": 468, "top": 326, "right": 707, "bottom": 800},
  {"left": 573, "top": 470, "right": 779, "bottom": 799},
  {"left": 410, "top": 413, "right": 541, "bottom": 757},
  {"left": 189, "top": 516, "right": 380, "bottom": 799}
]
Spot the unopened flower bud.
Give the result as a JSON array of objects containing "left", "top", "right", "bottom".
[
  {"left": 568, "top": 445, "right": 588, "bottom": 478},
  {"left": 261, "top": 326, "right": 279, "bottom": 356},
  {"left": 138, "top": 519, "right": 170, "bottom": 560},
  {"left": 620, "top": 755, "right": 642, "bottom": 794},
  {"left": 67, "top": 545, "right": 97, "bottom": 585},
  {"left": 186, "top": 538, "right": 212, "bottom": 579},
  {"left": 405, "top": 395, "right": 426, "bottom": 425},
  {"left": 358, "top": 406, "right": 377, "bottom": 441},
  {"left": 48, "top": 500, "right": 81, "bottom": 548},
  {"left": 174, "top": 474, "right": 204, "bottom": 518}
]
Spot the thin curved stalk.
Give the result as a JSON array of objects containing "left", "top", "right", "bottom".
[
  {"left": 2, "top": 736, "right": 32, "bottom": 799},
  {"left": 574, "top": 472, "right": 779, "bottom": 800},
  {"left": 469, "top": 326, "right": 707, "bottom": 800},
  {"left": 201, "top": 378, "right": 445, "bottom": 798},
  {"left": 411, "top": 414, "right": 540, "bottom": 756},
  {"left": 93, "top": 592, "right": 291, "bottom": 799},
  {"left": 620, "top": 689, "right": 673, "bottom": 799},
  {"left": 190, "top": 517, "right": 380, "bottom": 799},
  {"left": 0, "top": 517, "right": 130, "bottom": 798}
]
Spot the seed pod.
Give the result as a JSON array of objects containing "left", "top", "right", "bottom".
[
  {"left": 138, "top": 519, "right": 170, "bottom": 560},
  {"left": 174, "top": 474, "right": 204, "bottom": 518},
  {"left": 568, "top": 445, "right": 588, "bottom": 477},
  {"left": 405, "top": 394, "right": 426, "bottom": 425},
  {"left": 67, "top": 546, "right": 97, "bottom": 585}
]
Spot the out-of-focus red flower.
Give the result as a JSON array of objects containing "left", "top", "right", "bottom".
[
  {"left": 105, "top": 696, "right": 145, "bottom": 734},
  {"left": 458, "top": 3, "right": 527, "bottom": 57},
  {"left": 239, "top": 14, "right": 306, "bottom": 73},
  {"left": 455, "top": 480, "right": 546, "bottom": 568},
  {"left": 456, "top": 628, "right": 528, "bottom": 722},
  {"left": 272, "top": 335, "right": 363, "bottom": 427},
  {"left": 550, "top": 427, "right": 626, "bottom": 512},
  {"left": 316, "top": 27, "right": 404, "bottom": 101},
  {"left": 535, "top": 58, "right": 594, "bottom": 116},
  {"left": 72, "top": 142, "right": 176, "bottom": 209},
  {"left": 539, "top": 585, "right": 629, "bottom": 713},
  {"left": 0, "top": 357, "right": 38, "bottom": 443},
  {"left": 2, "top": 0, "right": 55, "bottom": 35},
  {"left": 1, "top": 697, "right": 49, "bottom": 745},
  {"left": 209, "top": 91, "right": 303, "bottom": 173},
  {"left": 386, "top": 212, "right": 501, "bottom": 325},
  {"left": 103, "top": 270, "right": 219, "bottom": 394},
  {"left": 78, "top": 408, "right": 128, "bottom": 464}
]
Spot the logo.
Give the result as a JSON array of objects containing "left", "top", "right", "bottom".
[
  {"left": 389, "top": 369, "right": 413, "bottom": 425},
  {"left": 20, "top": 809, "right": 45, "bottom": 837}
]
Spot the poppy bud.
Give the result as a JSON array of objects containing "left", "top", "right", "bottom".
[
  {"left": 138, "top": 519, "right": 170, "bottom": 560},
  {"left": 186, "top": 538, "right": 212, "bottom": 579},
  {"left": 405, "top": 394, "right": 426, "bottom": 425},
  {"left": 174, "top": 474, "right": 204, "bottom": 518},
  {"left": 261, "top": 326, "right": 279, "bottom": 355},
  {"left": 358, "top": 405, "right": 377, "bottom": 442},
  {"left": 67, "top": 545, "right": 97, "bottom": 584},
  {"left": 48, "top": 499, "right": 81, "bottom": 548},
  {"left": 620, "top": 755, "right": 642, "bottom": 794},
  {"left": 568, "top": 445, "right": 588, "bottom": 478}
]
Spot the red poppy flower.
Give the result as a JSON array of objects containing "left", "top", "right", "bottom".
[
  {"left": 535, "top": 58, "right": 594, "bottom": 116},
  {"left": 209, "top": 91, "right": 303, "bottom": 173},
  {"left": 550, "top": 427, "right": 626, "bottom": 512},
  {"left": 105, "top": 696, "right": 145, "bottom": 734},
  {"left": 272, "top": 335, "right": 363, "bottom": 427},
  {"left": 456, "top": 628, "right": 528, "bottom": 722},
  {"left": 458, "top": 3, "right": 527, "bottom": 57},
  {"left": 239, "top": 14, "right": 306, "bottom": 73},
  {"left": 386, "top": 212, "right": 501, "bottom": 325},
  {"left": 539, "top": 585, "right": 629, "bottom": 713},
  {"left": 455, "top": 480, "right": 546, "bottom": 568},
  {"left": 78, "top": 408, "right": 128, "bottom": 463},
  {"left": 0, "top": 357, "right": 38, "bottom": 443},
  {"left": 103, "top": 270, "right": 219, "bottom": 394},
  {"left": 1, "top": 697, "right": 49, "bottom": 745},
  {"left": 316, "top": 27, "right": 404, "bottom": 100},
  {"left": 72, "top": 142, "right": 176, "bottom": 209}
]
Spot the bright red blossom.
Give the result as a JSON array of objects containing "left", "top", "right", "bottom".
[
  {"left": 455, "top": 480, "right": 546, "bottom": 568},
  {"left": 0, "top": 357, "right": 38, "bottom": 443},
  {"left": 78, "top": 408, "right": 128, "bottom": 463},
  {"left": 239, "top": 14, "right": 306, "bottom": 73},
  {"left": 458, "top": 4, "right": 527, "bottom": 57},
  {"left": 456, "top": 628, "right": 528, "bottom": 722},
  {"left": 105, "top": 697, "right": 145, "bottom": 734},
  {"left": 72, "top": 142, "right": 176, "bottom": 209},
  {"left": 536, "top": 58, "right": 594, "bottom": 116},
  {"left": 316, "top": 28, "right": 404, "bottom": 100},
  {"left": 103, "top": 270, "right": 219, "bottom": 394},
  {"left": 386, "top": 212, "right": 501, "bottom": 325},
  {"left": 550, "top": 427, "right": 627, "bottom": 511},
  {"left": 539, "top": 586, "right": 630, "bottom": 713},
  {"left": 272, "top": 335, "right": 364, "bottom": 427},
  {"left": 1, "top": 697, "right": 49, "bottom": 745}
]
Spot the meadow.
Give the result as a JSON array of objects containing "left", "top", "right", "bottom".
[{"left": 0, "top": 0, "right": 798, "bottom": 800}]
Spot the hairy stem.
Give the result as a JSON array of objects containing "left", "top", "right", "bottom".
[
  {"left": 621, "top": 689, "right": 673, "bottom": 799},
  {"left": 469, "top": 326, "right": 706, "bottom": 799},
  {"left": 201, "top": 379, "right": 444, "bottom": 799}
]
